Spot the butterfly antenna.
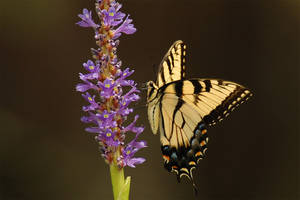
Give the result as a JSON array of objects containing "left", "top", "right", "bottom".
[
  {"left": 133, "top": 104, "right": 147, "bottom": 111},
  {"left": 138, "top": 82, "right": 148, "bottom": 91}
]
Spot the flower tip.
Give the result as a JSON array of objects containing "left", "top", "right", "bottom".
[
  {"left": 76, "top": 84, "right": 86, "bottom": 92},
  {"left": 127, "top": 157, "right": 146, "bottom": 168}
]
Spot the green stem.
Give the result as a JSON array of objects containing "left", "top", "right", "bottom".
[{"left": 110, "top": 164, "right": 131, "bottom": 200}]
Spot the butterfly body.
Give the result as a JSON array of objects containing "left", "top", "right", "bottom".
[{"left": 147, "top": 40, "right": 252, "bottom": 188}]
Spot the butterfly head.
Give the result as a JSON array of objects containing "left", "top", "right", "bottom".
[{"left": 146, "top": 81, "right": 159, "bottom": 103}]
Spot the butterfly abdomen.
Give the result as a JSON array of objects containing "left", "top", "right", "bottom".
[{"left": 161, "top": 122, "right": 208, "bottom": 181}]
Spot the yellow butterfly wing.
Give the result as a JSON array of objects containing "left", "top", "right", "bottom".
[
  {"left": 156, "top": 40, "right": 186, "bottom": 88},
  {"left": 146, "top": 40, "right": 252, "bottom": 191},
  {"left": 157, "top": 79, "right": 252, "bottom": 181}
]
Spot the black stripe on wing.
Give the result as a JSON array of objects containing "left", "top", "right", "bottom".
[
  {"left": 157, "top": 78, "right": 252, "bottom": 189},
  {"left": 156, "top": 40, "right": 187, "bottom": 87},
  {"left": 200, "top": 80, "right": 253, "bottom": 126},
  {"left": 160, "top": 79, "right": 253, "bottom": 126}
]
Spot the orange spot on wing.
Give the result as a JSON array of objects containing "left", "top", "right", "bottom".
[
  {"left": 172, "top": 165, "right": 178, "bottom": 169},
  {"left": 163, "top": 155, "right": 170, "bottom": 161},
  {"left": 202, "top": 129, "right": 207, "bottom": 134},
  {"left": 195, "top": 151, "right": 203, "bottom": 157},
  {"left": 200, "top": 141, "right": 206, "bottom": 146}
]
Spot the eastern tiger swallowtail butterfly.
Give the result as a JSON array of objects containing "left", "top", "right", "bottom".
[{"left": 146, "top": 40, "right": 252, "bottom": 193}]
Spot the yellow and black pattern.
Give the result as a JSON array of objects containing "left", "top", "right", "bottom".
[
  {"left": 156, "top": 79, "right": 251, "bottom": 181},
  {"left": 146, "top": 40, "right": 252, "bottom": 191},
  {"left": 159, "top": 79, "right": 252, "bottom": 128},
  {"left": 156, "top": 40, "right": 186, "bottom": 88},
  {"left": 161, "top": 122, "right": 208, "bottom": 182}
]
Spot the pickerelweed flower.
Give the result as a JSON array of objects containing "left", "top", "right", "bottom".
[{"left": 76, "top": 0, "right": 146, "bottom": 199}]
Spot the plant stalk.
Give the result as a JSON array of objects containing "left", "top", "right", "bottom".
[{"left": 110, "top": 164, "right": 131, "bottom": 200}]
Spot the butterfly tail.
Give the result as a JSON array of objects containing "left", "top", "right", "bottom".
[
  {"left": 192, "top": 182, "right": 198, "bottom": 196},
  {"left": 176, "top": 174, "right": 181, "bottom": 183},
  {"left": 176, "top": 170, "right": 198, "bottom": 196},
  {"left": 191, "top": 175, "right": 198, "bottom": 196}
]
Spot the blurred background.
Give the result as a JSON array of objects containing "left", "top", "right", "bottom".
[{"left": 0, "top": 0, "right": 299, "bottom": 199}]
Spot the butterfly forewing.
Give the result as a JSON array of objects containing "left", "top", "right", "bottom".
[
  {"left": 156, "top": 40, "right": 187, "bottom": 88},
  {"left": 160, "top": 79, "right": 252, "bottom": 126}
]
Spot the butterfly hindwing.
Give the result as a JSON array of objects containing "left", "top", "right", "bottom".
[
  {"left": 156, "top": 40, "right": 186, "bottom": 88},
  {"left": 157, "top": 79, "right": 252, "bottom": 181},
  {"left": 159, "top": 94, "right": 209, "bottom": 176}
]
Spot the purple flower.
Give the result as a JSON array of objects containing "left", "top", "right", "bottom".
[
  {"left": 119, "top": 93, "right": 139, "bottom": 110},
  {"left": 113, "top": 16, "right": 136, "bottom": 39},
  {"left": 76, "top": 0, "right": 145, "bottom": 168},
  {"left": 121, "top": 138, "right": 147, "bottom": 168},
  {"left": 83, "top": 60, "right": 100, "bottom": 73},
  {"left": 82, "top": 92, "right": 99, "bottom": 111},
  {"left": 98, "top": 78, "right": 116, "bottom": 98},
  {"left": 77, "top": 9, "right": 99, "bottom": 28},
  {"left": 97, "top": 129, "right": 120, "bottom": 147},
  {"left": 98, "top": 110, "right": 117, "bottom": 129},
  {"left": 102, "top": 6, "right": 125, "bottom": 26},
  {"left": 123, "top": 156, "right": 146, "bottom": 168},
  {"left": 117, "top": 68, "right": 134, "bottom": 83}
]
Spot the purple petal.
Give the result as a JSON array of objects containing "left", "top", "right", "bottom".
[
  {"left": 132, "top": 126, "right": 144, "bottom": 134},
  {"left": 85, "top": 127, "right": 101, "bottom": 133},
  {"left": 132, "top": 140, "right": 147, "bottom": 149},
  {"left": 76, "top": 83, "right": 95, "bottom": 92},
  {"left": 76, "top": 9, "right": 99, "bottom": 28},
  {"left": 123, "top": 115, "right": 139, "bottom": 132},
  {"left": 124, "top": 157, "right": 146, "bottom": 168},
  {"left": 113, "top": 15, "right": 136, "bottom": 39},
  {"left": 79, "top": 72, "right": 99, "bottom": 81}
]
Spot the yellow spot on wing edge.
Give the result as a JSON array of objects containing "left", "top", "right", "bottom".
[
  {"left": 180, "top": 168, "right": 189, "bottom": 173},
  {"left": 189, "top": 161, "right": 196, "bottom": 166}
]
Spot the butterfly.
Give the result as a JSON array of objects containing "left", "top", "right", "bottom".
[{"left": 146, "top": 40, "right": 252, "bottom": 192}]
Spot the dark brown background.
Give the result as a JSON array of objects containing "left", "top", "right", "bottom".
[{"left": 0, "top": 0, "right": 299, "bottom": 199}]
